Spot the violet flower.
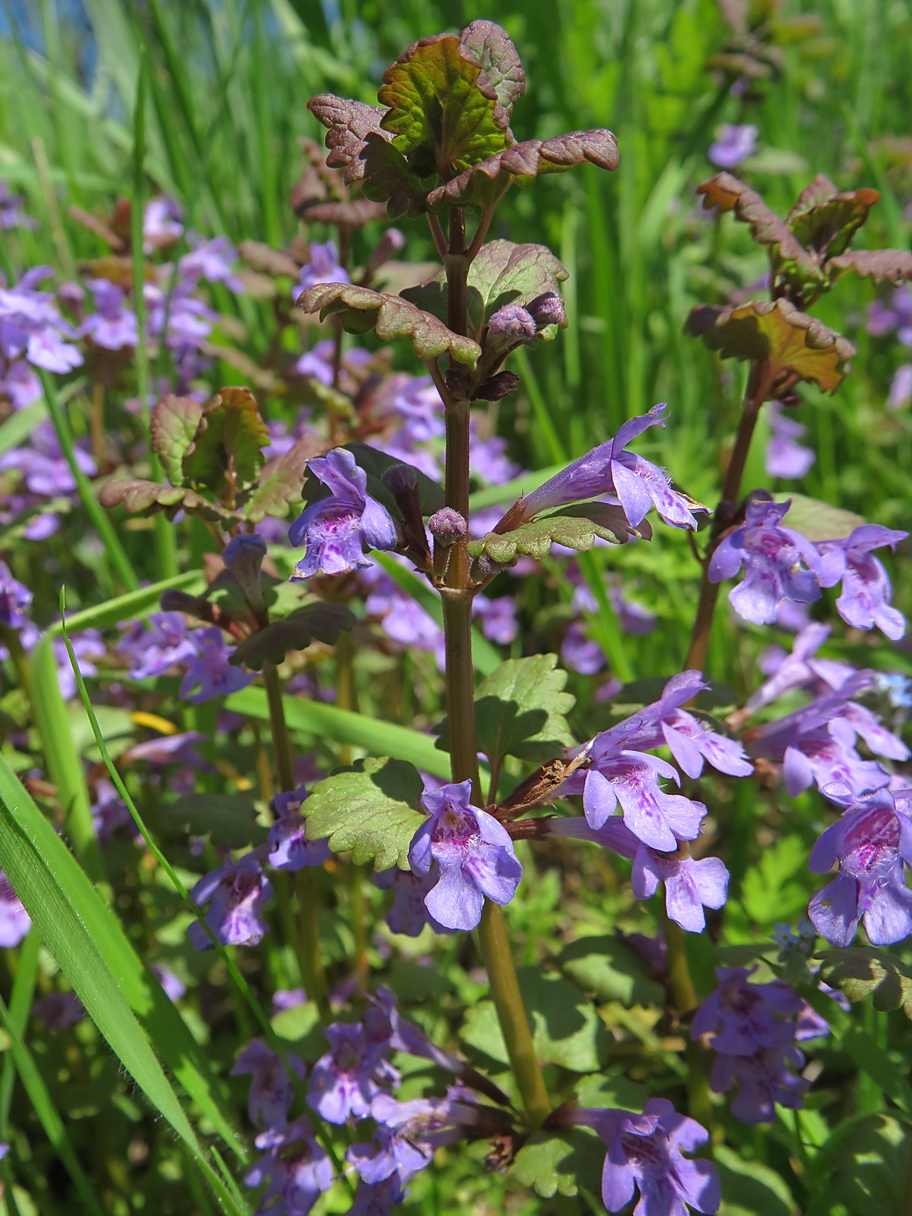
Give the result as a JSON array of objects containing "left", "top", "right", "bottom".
[
  {"left": 189, "top": 851, "right": 273, "bottom": 949},
  {"left": 80, "top": 279, "right": 139, "bottom": 350},
  {"left": 691, "top": 966, "right": 805, "bottom": 1055},
  {"left": 888, "top": 363, "right": 912, "bottom": 411},
  {"left": 516, "top": 403, "right": 704, "bottom": 531},
  {"left": 118, "top": 612, "right": 198, "bottom": 680},
  {"left": 267, "top": 784, "right": 331, "bottom": 871},
  {"left": 143, "top": 196, "right": 184, "bottom": 251},
  {"left": 709, "top": 498, "right": 822, "bottom": 624},
  {"left": 0, "top": 870, "right": 31, "bottom": 947},
  {"left": 0, "top": 560, "right": 31, "bottom": 629},
  {"left": 708, "top": 123, "right": 758, "bottom": 169},
  {"left": 815, "top": 525, "right": 907, "bottom": 640},
  {"left": 569, "top": 1097, "right": 720, "bottom": 1216},
  {"left": 178, "top": 626, "right": 253, "bottom": 703},
  {"left": 0, "top": 267, "right": 82, "bottom": 374},
  {"left": 244, "top": 1117, "right": 333, "bottom": 1215},
  {"left": 373, "top": 867, "right": 452, "bottom": 936},
  {"left": 231, "top": 1038, "right": 306, "bottom": 1131},
  {"left": 744, "top": 622, "right": 857, "bottom": 714},
  {"left": 307, "top": 1021, "right": 398, "bottom": 1124},
  {"left": 580, "top": 751, "right": 707, "bottom": 852},
  {"left": 632, "top": 847, "right": 729, "bottom": 933},
  {"left": 808, "top": 789, "right": 912, "bottom": 946},
  {"left": 0, "top": 181, "right": 37, "bottom": 230},
  {"left": 710, "top": 1044, "right": 811, "bottom": 1124},
  {"left": 407, "top": 780, "right": 522, "bottom": 932},
  {"left": 765, "top": 402, "right": 815, "bottom": 480},
  {"left": 289, "top": 449, "right": 398, "bottom": 579},
  {"left": 347, "top": 1091, "right": 478, "bottom": 1191},
  {"left": 297, "top": 241, "right": 350, "bottom": 294}
]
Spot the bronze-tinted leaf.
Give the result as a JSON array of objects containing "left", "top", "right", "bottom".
[
  {"left": 467, "top": 502, "right": 648, "bottom": 564},
  {"left": 181, "top": 387, "right": 270, "bottom": 496},
  {"left": 150, "top": 395, "right": 204, "bottom": 487},
  {"left": 378, "top": 35, "right": 512, "bottom": 178},
  {"left": 787, "top": 176, "right": 880, "bottom": 259},
  {"left": 241, "top": 436, "right": 327, "bottom": 523},
  {"left": 459, "top": 20, "right": 525, "bottom": 116},
  {"left": 426, "top": 129, "right": 619, "bottom": 212},
  {"left": 697, "top": 172, "right": 819, "bottom": 279},
  {"left": 297, "top": 282, "right": 480, "bottom": 366},
  {"left": 228, "top": 604, "right": 355, "bottom": 670},
  {"left": 685, "top": 298, "right": 855, "bottom": 393},
  {"left": 307, "top": 94, "right": 392, "bottom": 184},
  {"left": 300, "top": 198, "right": 390, "bottom": 227},
  {"left": 98, "top": 478, "right": 236, "bottom": 522},
  {"left": 827, "top": 249, "right": 912, "bottom": 287},
  {"left": 237, "top": 240, "right": 300, "bottom": 278}
]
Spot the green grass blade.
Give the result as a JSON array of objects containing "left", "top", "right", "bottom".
[
  {"left": 46, "top": 572, "right": 206, "bottom": 637},
  {"left": 0, "top": 757, "right": 249, "bottom": 1211},
  {"left": 0, "top": 990, "right": 106, "bottom": 1216}
]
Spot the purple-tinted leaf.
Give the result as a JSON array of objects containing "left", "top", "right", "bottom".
[
  {"left": 149, "top": 394, "right": 204, "bottom": 487},
  {"left": 182, "top": 387, "right": 270, "bottom": 495},
  {"left": 297, "top": 282, "right": 480, "bottom": 365},
  {"left": 378, "top": 35, "right": 512, "bottom": 178},
  {"left": 685, "top": 298, "right": 855, "bottom": 393},
  {"left": 827, "top": 250, "right": 912, "bottom": 287},
  {"left": 773, "top": 493, "right": 865, "bottom": 543},
  {"left": 458, "top": 20, "right": 526, "bottom": 116},
  {"left": 426, "top": 129, "right": 619, "bottom": 212},
  {"left": 306, "top": 94, "right": 391, "bottom": 185},
  {"left": 98, "top": 478, "right": 236, "bottom": 522},
  {"left": 302, "top": 756, "right": 425, "bottom": 870},
  {"left": 300, "top": 198, "right": 390, "bottom": 227},
  {"left": 237, "top": 240, "right": 300, "bottom": 278},
  {"left": 228, "top": 604, "right": 355, "bottom": 670},
  {"left": 466, "top": 502, "right": 649, "bottom": 564},
  {"left": 787, "top": 176, "right": 880, "bottom": 259},
  {"left": 357, "top": 134, "right": 427, "bottom": 218},
  {"left": 697, "top": 172, "right": 818, "bottom": 277},
  {"left": 817, "top": 947, "right": 912, "bottom": 1018},
  {"left": 241, "top": 436, "right": 327, "bottom": 522}
]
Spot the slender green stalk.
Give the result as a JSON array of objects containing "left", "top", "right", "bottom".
[{"left": 663, "top": 914, "right": 714, "bottom": 1138}]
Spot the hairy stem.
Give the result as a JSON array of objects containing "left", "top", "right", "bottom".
[
  {"left": 684, "top": 361, "right": 771, "bottom": 673},
  {"left": 261, "top": 662, "right": 329, "bottom": 1017}
]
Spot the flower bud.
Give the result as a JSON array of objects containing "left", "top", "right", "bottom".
[{"left": 428, "top": 508, "right": 467, "bottom": 547}]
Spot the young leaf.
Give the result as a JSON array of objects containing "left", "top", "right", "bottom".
[
  {"left": 228, "top": 603, "right": 356, "bottom": 670},
  {"left": 426, "top": 130, "right": 620, "bottom": 212},
  {"left": 697, "top": 172, "right": 819, "bottom": 279},
  {"left": 241, "top": 436, "right": 327, "bottom": 522},
  {"left": 467, "top": 502, "right": 647, "bottom": 564},
  {"left": 459, "top": 20, "right": 525, "bottom": 116},
  {"left": 685, "top": 298, "right": 855, "bottom": 392},
  {"left": 378, "top": 35, "right": 512, "bottom": 178},
  {"left": 302, "top": 756, "right": 426, "bottom": 870},
  {"left": 182, "top": 386, "right": 270, "bottom": 496},
  {"left": 558, "top": 935, "right": 665, "bottom": 1008},
  {"left": 149, "top": 394, "right": 204, "bottom": 486},
  {"left": 817, "top": 947, "right": 912, "bottom": 1018},
  {"left": 297, "top": 282, "right": 481, "bottom": 365},
  {"left": 307, "top": 94, "right": 391, "bottom": 184},
  {"left": 98, "top": 478, "right": 237, "bottom": 522},
  {"left": 786, "top": 175, "right": 880, "bottom": 258},
  {"left": 438, "top": 653, "right": 575, "bottom": 765},
  {"left": 826, "top": 249, "right": 912, "bottom": 287}
]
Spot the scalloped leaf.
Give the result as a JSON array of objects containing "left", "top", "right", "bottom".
[
  {"left": 826, "top": 250, "right": 912, "bottom": 287},
  {"left": 817, "top": 947, "right": 912, "bottom": 1018},
  {"left": 181, "top": 387, "right": 270, "bottom": 496},
  {"left": 306, "top": 94, "right": 391, "bottom": 185},
  {"left": 228, "top": 604, "right": 355, "bottom": 670},
  {"left": 467, "top": 502, "right": 647, "bottom": 563},
  {"left": 697, "top": 172, "right": 819, "bottom": 280},
  {"left": 237, "top": 240, "right": 300, "bottom": 278},
  {"left": 98, "top": 478, "right": 236, "bottom": 522},
  {"left": 787, "top": 175, "right": 880, "bottom": 258},
  {"left": 297, "top": 282, "right": 480, "bottom": 365},
  {"left": 403, "top": 239, "right": 568, "bottom": 335},
  {"left": 302, "top": 756, "right": 425, "bottom": 870},
  {"left": 436, "top": 653, "right": 575, "bottom": 766},
  {"left": 241, "top": 436, "right": 327, "bottom": 522},
  {"left": 150, "top": 395, "right": 203, "bottom": 487},
  {"left": 426, "top": 129, "right": 619, "bottom": 211},
  {"left": 459, "top": 21, "right": 525, "bottom": 116},
  {"left": 358, "top": 134, "right": 428, "bottom": 218},
  {"left": 377, "top": 35, "right": 512, "bottom": 178},
  {"left": 685, "top": 298, "right": 854, "bottom": 392}
]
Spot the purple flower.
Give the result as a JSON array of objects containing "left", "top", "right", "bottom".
[
  {"left": 297, "top": 241, "right": 350, "bottom": 294},
  {"left": 373, "top": 867, "right": 452, "bottom": 936},
  {"left": 517, "top": 404, "right": 704, "bottom": 531},
  {"left": 179, "top": 235, "right": 244, "bottom": 293},
  {"left": 231, "top": 1038, "right": 306, "bottom": 1131},
  {"left": 143, "top": 196, "right": 184, "bottom": 251},
  {"left": 815, "top": 525, "right": 907, "bottom": 640},
  {"left": 80, "top": 279, "right": 139, "bottom": 350},
  {"left": 708, "top": 123, "right": 758, "bottom": 169},
  {"left": 32, "top": 991, "right": 84, "bottom": 1030},
  {"left": 289, "top": 449, "right": 398, "bottom": 579},
  {"left": 867, "top": 285, "right": 912, "bottom": 344},
  {"left": 307, "top": 1022, "right": 397, "bottom": 1124},
  {"left": 570, "top": 1098, "right": 720, "bottom": 1216},
  {"left": 349, "top": 1176, "right": 407, "bottom": 1215},
  {"left": 118, "top": 612, "right": 198, "bottom": 679},
  {"left": 267, "top": 784, "right": 332, "bottom": 871},
  {"left": 0, "top": 870, "right": 30, "bottom": 947},
  {"left": 692, "top": 967, "right": 804, "bottom": 1055},
  {"left": 710, "top": 1044, "right": 810, "bottom": 1123},
  {"left": 808, "top": 789, "right": 912, "bottom": 946},
  {"left": 0, "top": 181, "right": 37, "bottom": 230},
  {"left": 178, "top": 627, "right": 253, "bottom": 703},
  {"left": 151, "top": 964, "right": 186, "bottom": 1003},
  {"left": 632, "top": 848, "right": 729, "bottom": 932},
  {"left": 0, "top": 560, "right": 31, "bottom": 629},
  {"left": 472, "top": 594, "right": 518, "bottom": 645},
  {"left": 709, "top": 498, "right": 823, "bottom": 624},
  {"left": 407, "top": 780, "right": 522, "bottom": 932},
  {"left": 744, "top": 622, "right": 857, "bottom": 714},
  {"left": 0, "top": 267, "right": 82, "bottom": 374},
  {"left": 580, "top": 747, "right": 707, "bottom": 852},
  {"left": 347, "top": 1091, "right": 477, "bottom": 1191},
  {"left": 765, "top": 402, "right": 815, "bottom": 480},
  {"left": 189, "top": 851, "right": 273, "bottom": 949},
  {"left": 244, "top": 1117, "right": 333, "bottom": 1215},
  {"left": 888, "top": 364, "right": 912, "bottom": 411}
]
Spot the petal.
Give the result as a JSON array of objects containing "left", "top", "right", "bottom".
[{"left": 424, "top": 864, "right": 484, "bottom": 931}]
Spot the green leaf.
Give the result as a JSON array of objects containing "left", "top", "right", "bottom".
[
  {"left": 241, "top": 436, "right": 326, "bottom": 522},
  {"left": 817, "top": 947, "right": 912, "bottom": 1017},
  {"left": 228, "top": 603, "right": 355, "bottom": 670},
  {"left": 436, "top": 653, "right": 574, "bottom": 766},
  {"left": 714, "top": 1144, "right": 799, "bottom": 1216},
  {"left": 467, "top": 502, "right": 647, "bottom": 564},
  {"left": 458, "top": 21, "right": 525, "bottom": 116},
  {"left": 0, "top": 757, "right": 246, "bottom": 1204},
  {"left": 511, "top": 1131, "right": 589, "bottom": 1199},
  {"left": 378, "top": 34, "right": 512, "bottom": 178},
  {"left": 46, "top": 572, "right": 206, "bottom": 637},
  {"left": 297, "top": 283, "right": 481, "bottom": 366},
  {"left": 558, "top": 935, "right": 665, "bottom": 1007},
  {"left": 775, "top": 493, "right": 866, "bottom": 542},
  {"left": 685, "top": 298, "right": 855, "bottom": 393},
  {"left": 164, "top": 793, "right": 267, "bottom": 849},
  {"left": 302, "top": 756, "right": 425, "bottom": 870},
  {"left": 149, "top": 394, "right": 204, "bottom": 486},
  {"left": 426, "top": 129, "right": 619, "bottom": 212},
  {"left": 462, "top": 967, "right": 608, "bottom": 1072},
  {"left": 787, "top": 175, "right": 880, "bottom": 259},
  {"left": 97, "top": 477, "right": 237, "bottom": 522},
  {"left": 814, "top": 1114, "right": 912, "bottom": 1216},
  {"left": 740, "top": 834, "right": 815, "bottom": 927},
  {"left": 181, "top": 386, "right": 270, "bottom": 495}
]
